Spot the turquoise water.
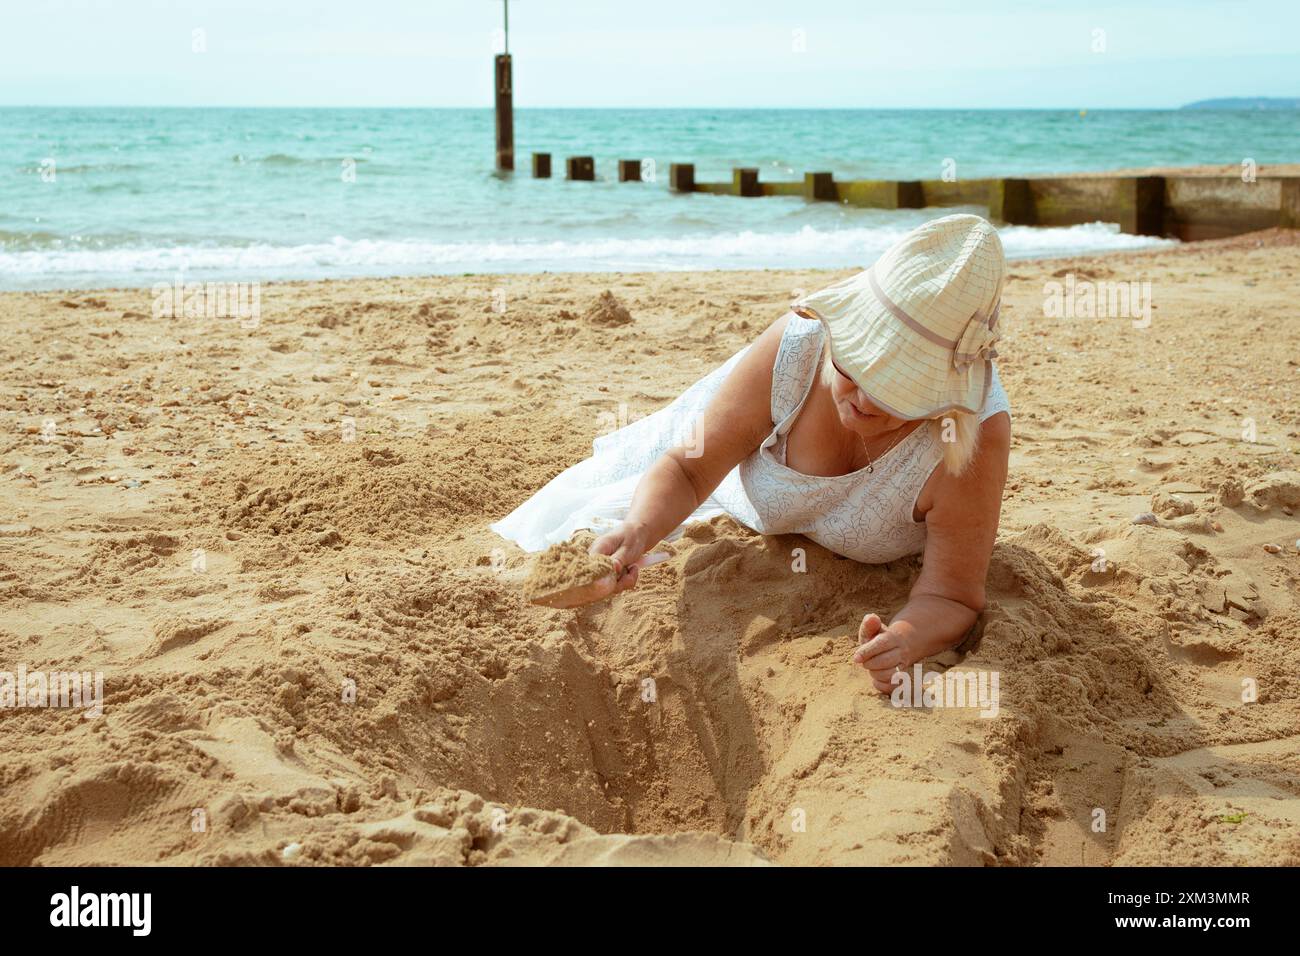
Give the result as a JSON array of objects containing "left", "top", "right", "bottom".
[{"left": 2, "top": 107, "right": 1296, "bottom": 290}]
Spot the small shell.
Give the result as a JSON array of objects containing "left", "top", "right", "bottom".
[
  {"left": 1131, "top": 512, "right": 1160, "bottom": 526},
  {"left": 1263, "top": 544, "right": 1282, "bottom": 554}
]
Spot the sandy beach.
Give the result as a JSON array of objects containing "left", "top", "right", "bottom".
[{"left": 2, "top": 230, "right": 1298, "bottom": 867}]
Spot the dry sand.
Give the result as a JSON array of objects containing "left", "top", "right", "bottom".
[{"left": 1, "top": 229, "right": 1298, "bottom": 866}]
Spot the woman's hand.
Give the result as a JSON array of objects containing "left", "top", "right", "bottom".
[
  {"left": 589, "top": 522, "right": 649, "bottom": 595},
  {"left": 852, "top": 613, "right": 914, "bottom": 694},
  {"left": 587, "top": 315, "right": 788, "bottom": 592}
]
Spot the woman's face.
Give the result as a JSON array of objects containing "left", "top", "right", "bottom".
[{"left": 828, "top": 356, "right": 911, "bottom": 438}]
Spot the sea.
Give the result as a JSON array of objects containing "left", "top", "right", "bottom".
[{"left": 2, "top": 107, "right": 1297, "bottom": 291}]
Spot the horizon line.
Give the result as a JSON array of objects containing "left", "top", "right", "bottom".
[{"left": 2, "top": 102, "right": 1287, "bottom": 111}]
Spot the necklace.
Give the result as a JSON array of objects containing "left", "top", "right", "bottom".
[{"left": 861, "top": 423, "right": 913, "bottom": 474}]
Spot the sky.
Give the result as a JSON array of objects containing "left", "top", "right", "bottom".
[{"left": 2, "top": 0, "right": 1297, "bottom": 108}]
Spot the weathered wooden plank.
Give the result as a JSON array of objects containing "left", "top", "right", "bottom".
[
  {"left": 1164, "top": 177, "right": 1284, "bottom": 240},
  {"left": 804, "top": 171, "right": 836, "bottom": 201},
  {"left": 918, "top": 178, "right": 1002, "bottom": 209},
  {"left": 565, "top": 156, "right": 595, "bottom": 181},
  {"left": 1026, "top": 177, "right": 1132, "bottom": 228},
  {"left": 733, "top": 167, "right": 761, "bottom": 197},
  {"left": 669, "top": 163, "right": 695, "bottom": 192},
  {"left": 835, "top": 180, "right": 923, "bottom": 209},
  {"left": 1282, "top": 179, "right": 1300, "bottom": 229}
]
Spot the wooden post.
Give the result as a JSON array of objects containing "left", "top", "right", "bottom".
[
  {"left": 733, "top": 167, "right": 760, "bottom": 197},
  {"left": 669, "top": 163, "right": 695, "bottom": 192},
  {"left": 804, "top": 172, "right": 835, "bottom": 201},
  {"left": 618, "top": 160, "right": 642, "bottom": 182},
  {"left": 566, "top": 156, "right": 595, "bottom": 181},
  {"left": 896, "top": 181, "right": 924, "bottom": 208},
  {"left": 531, "top": 153, "right": 551, "bottom": 178},
  {"left": 1282, "top": 178, "right": 1300, "bottom": 229},
  {"left": 494, "top": 53, "right": 513, "bottom": 172},
  {"left": 1131, "top": 175, "right": 1167, "bottom": 236},
  {"left": 991, "top": 178, "right": 1035, "bottom": 225}
]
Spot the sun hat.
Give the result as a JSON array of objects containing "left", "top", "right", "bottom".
[{"left": 791, "top": 213, "right": 1005, "bottom": 420}]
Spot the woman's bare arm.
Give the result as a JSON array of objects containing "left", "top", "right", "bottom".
[
  {"left": 591, "top": 314, "right": 790, "bottom": 584},
  {"left": 853, "top": 411, "right": 1010, "bottom": 692}
]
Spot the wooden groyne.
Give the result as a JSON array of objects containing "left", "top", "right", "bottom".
[
  {"left": 528, "top": 152, "right": 1298, "bottom": 241},
  {"left": 671, "top": 165, "right": 1299, "bottom": 241}
]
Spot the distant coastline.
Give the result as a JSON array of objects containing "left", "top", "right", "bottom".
[{"left": 1182, "top": 97, "right": 1300, "bottom": 110}]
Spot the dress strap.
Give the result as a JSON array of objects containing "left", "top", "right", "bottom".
[{"left": 769, "top": 313, "right": 825, "bottom": 426}]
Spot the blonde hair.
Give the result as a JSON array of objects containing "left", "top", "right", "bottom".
[{"left": 821, "top": 343, "right": 979, "bottom": 476}]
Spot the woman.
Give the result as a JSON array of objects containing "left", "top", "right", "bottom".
[{"left": 493, "top": 214, "right": 1011, "bottom": 694}]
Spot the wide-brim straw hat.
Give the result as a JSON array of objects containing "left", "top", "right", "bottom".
[{"left": 792, "top": 213, "right": 1005, "bottom": 420}]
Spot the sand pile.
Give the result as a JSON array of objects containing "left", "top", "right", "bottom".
[
  {"left": 1, "top": 234, "right": 1298, "bottom": 866},
  {"left": 522, "top": 541, "right": 616, "bottom": 600},
  {"left": 582, "top": 290, "right": 634, "bottom": 328}
]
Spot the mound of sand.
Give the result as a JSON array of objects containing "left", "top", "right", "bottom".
[
  {"left": 522, "top": 541, "right": 616, "bottom": 601},
  {"left": 583, "top": 290, "right": 634, "bottom": 328},
  {"left": 1, "top": 236, "right": 1298, "bottom": 865}
]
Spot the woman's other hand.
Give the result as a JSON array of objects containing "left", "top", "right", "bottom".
[
  {"left": 852, "top": 613, "right": 913, "bottom": 694},
  {"left": 590, "top": 522, "right": 648, "bottom": 594}
]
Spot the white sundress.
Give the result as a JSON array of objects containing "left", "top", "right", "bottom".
[{"left": 492, "top": 313, "right": 1011, "bottom": 564}]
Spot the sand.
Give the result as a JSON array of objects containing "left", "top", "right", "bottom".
[
  {"left": 522, "top": 541, "right": 617, "bottom": 602},
  {"left": 1, "top": 228, "right": 1298, "bottom": 866}
]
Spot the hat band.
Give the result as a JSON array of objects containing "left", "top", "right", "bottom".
[
  {"left": 869, "top": 266, "right": 1000, "bottom": 368},
  {"left": 868, "top": 267, "right": 961, "bottom": 351}
]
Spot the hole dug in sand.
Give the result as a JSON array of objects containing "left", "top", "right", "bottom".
[
  {"left": 365, "top": 521, "right": 938, "bottom": 859},
  {"left": 294, "top": 517, "right": 1202, "bottom": 865}
]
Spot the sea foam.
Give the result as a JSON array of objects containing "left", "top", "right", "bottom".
[{"left": 0, "top": 222, "right": 1173, "bottom": 291}]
